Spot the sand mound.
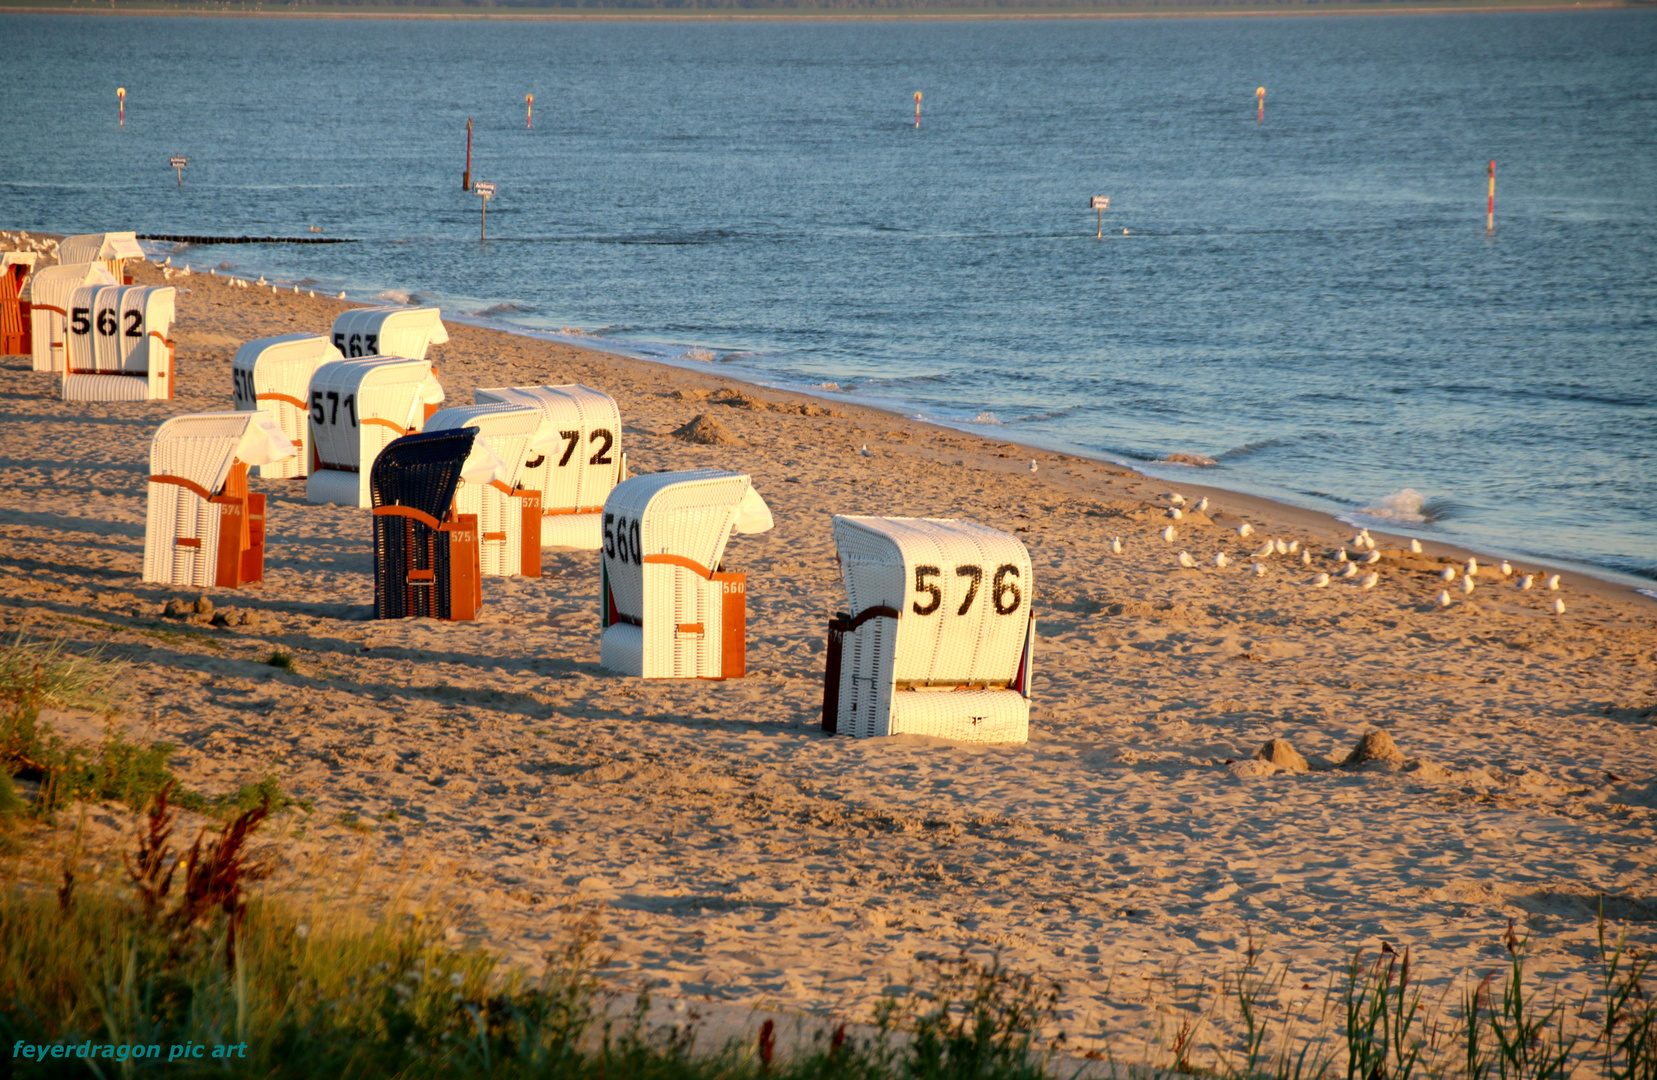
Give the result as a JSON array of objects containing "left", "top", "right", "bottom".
[
  {"left": 672, "top": 414, "right": 743, "bottom": 445},
  {"left": 1343, "top": 729, "right": 1406, "bottom": 769},
  {"left": 1255, "top": 738, "right": 1309, "bottom": 774}
]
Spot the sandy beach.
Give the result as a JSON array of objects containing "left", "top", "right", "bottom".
[{"left": 2, "top": 245, "right": 1654, "bottom": 1063}]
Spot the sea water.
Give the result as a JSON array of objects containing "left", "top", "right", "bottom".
[{"left": 2, "top": 11, "right": 1653, "bottom": 584}]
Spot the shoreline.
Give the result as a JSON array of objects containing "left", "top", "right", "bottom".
[
  {"left": 2, "top": 242, "right": 1654, "bottom": 1053},
  {"left": 0, "top": 1, "right": 1638, "bottom": 19}
]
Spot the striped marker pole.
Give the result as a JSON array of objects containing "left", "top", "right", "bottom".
[
  {"left": 1486, "top": 160, "right": 1496, "bottom": 233},
  {"left": 914, "top": 91, "right": 922, "bottom": 129},
  {"left": 118, "top": 87, "right": 126, "bottom": 128},
  {"left": 1256, "top": 86, "right": 1265, "bottom": 123},
  {"left": 527, "top": 94, "right": 534, "bottom": 129}
]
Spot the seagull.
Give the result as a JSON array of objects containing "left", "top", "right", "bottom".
[
  {"left": 1518, "top": 574, "right": 1534, "bottom": 590},
  {"left": 1410, "top": 538, "right": 1423, "bottom": 554},
  {"left": 337, "top": 291, "right": 347, "bottom": 299},
  {"left": 1460, "top": 575, "right": 1476, "bottom": 594},
  {"left": 1336, "top": 548, "right": 1349, "bottom": 563},
  {"left": 859, "top": 444, "right": 873, "bottom": 457},
  {"left": 1275, "top": 538, "right": 1288, "bottom": 556},
  {"left": 1252, "top": 540, "right": 1275, "bottom": 559},
  {"left": 1110, "top": 537, "right": 1124, "bottom": 555},
  {"left": 1195, "top": 497, "right": 1209, "bottom": 513},
  {"left": 309, "top": 290, "right": 315, "bottom": 298},
  {"left": 1466, "top": 558, "right": 1479, "bottom": 577},
  {"left": 1545, "top": 574, "right": 1561, "bottom": 591},
  {"left": 162, "top": 256, "right": 172, "bottom": 266},
  {"left": 1168, "top": 507, "right": 1183, "bottom": 520},
  {"left": 1440, "top": 567, "right": 1458, "bottom": 582},
  {"left": 1552, "top": 598, "right": 1566, "bottom": 615},
  {"left": 1029, "top": 460, "right": 1038, "bottom": 474},
  {"left": 1499, "top": 561, "right": 1513, "bottom": 576},
  {"left": 1252, "top": 562, "right": 1268, "bottom": 577},
  {"left": 1177, "top": 550, "right": 1197, "bottom": 569},
  {"left": 1214, "top": 552, "right": 1230, "bottom": 568},
  {"left": 1300, "top": 549, "right": 1312, "bottom": 566},
  {"left": 1436, "top": 590, "right": 1452, "bottom": 608},
  {"left": 1356, "top": 571, "right": 1379, "bottom": 590},
  {"left": 1362, "top": 550, "right": 1381, "bottom": 564},
  {"left": 293, "top": 284, "right": 300, "bottom": 294},
  {"left": 256, "top": 276, "right": 266, "bottom": 286},
  {"left": 1340, "top": 562, "right": 1359, "bottom": 579},
  {"left": 1162, "top": 525, "right": 1177, "bottom": 543},
  {"left": 1238, "top": 523, "right": 1253, "bottom": 538},
  {"left": 1288, "top": 540, "right": 1299, "bottom": 554},
  {"left": 1307, "top": 572, "right": 1330, "bottom": 588},
  {"left": 1352, "top": 532, "right": 1368, "bottom": 549},
  {"left": 1168, "top": 493, "right": 1186, "bottom": 506}
]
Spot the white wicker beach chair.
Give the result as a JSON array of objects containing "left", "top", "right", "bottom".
[
  {"left": 60, "top": 284, "right": 175, "bottom": 401},
  {"left": 142, "top": 411, "right": 295, "bottom": 589},
  {"left": 599, "top": 470, "right": 773, "bottom": 680},
  {"left": 231, "top": 334, "right": 344, "bottom": 479},
  {"left": 824, "top": 517, "right": 1034, "bottom": 744},
  {"left": 423, "top": 403, "right": 563, "bottom": 578},
  {"left": 304, "top": 356, "right": 444, "bottom": 507},
  {"left": 0, "top": 252, "right": 36, "bottom": 356},
  {"left": 27, "top": 263, "right": 117, "bottom": 372},
  {"left": 57, "top": 232, "right": 144, "bottom": 281},
  {"left": 330, "top": 306, "right": 449, "bottom": 361},
  {"left": 473, "top": 385, "right": 626, "bottom": 550}
]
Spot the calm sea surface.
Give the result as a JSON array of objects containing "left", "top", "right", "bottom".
[{"left": 4, "top": 11, "right": 1655, "bottom": 584}]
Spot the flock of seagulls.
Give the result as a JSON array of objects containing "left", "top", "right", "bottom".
[{"left": 1110, "top": 489, "right": 1570, "bottom": 615}]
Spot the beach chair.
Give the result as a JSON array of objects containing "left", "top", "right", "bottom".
[
  {"left": 142, "top": 411, "right": 295, "bottom": 589},
  {"left": 28, "top": 263, "right": 117, "bottom": 372},
  {"left": 331, "top": 306, "right": 449, "bottom": 367},
  {"left": 473, "top": 384, "right": 626, "bottom": 550},
  {"left": 424, "top": 403, "right": 565, "bottom": 578},
  {"left": 0, "top": 253, "right": 37, "bottom": 356},
  {"left": 231, "top": 334, "right": 344, "bottom": 479},
  {"left": 61, "top": 284, "right": 176, "bottom": 401},
  {"left": 599, "top": 470, "right": 773, "bottom": 680},
  {"left": 370, "top": 428, "right": 499, "bottom": 621},
  {"left": 823, "top": 517, "right": 1034, "bottom": 744},
  {"left": 305, "top": 356, "right": 444, "bottom": 508},
  {"left": 58, "top": 232, "right": 145, "bottom": 283}
]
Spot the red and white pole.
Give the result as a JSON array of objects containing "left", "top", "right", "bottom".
[
  {"left": 118, "top": 87, "right": 126, "bottom": 128},
  {"left": 1256, "top": 86, "right": 1265, "bottom": 123},
  {"left": 914, "top": 91, "right": 922, "bottom": 129},
  {"left": 527, "top": 94, "right": 533, "bottom": 130},
  {"left": 1486, "top": 160, "right": 1496, "bottom": 233}
]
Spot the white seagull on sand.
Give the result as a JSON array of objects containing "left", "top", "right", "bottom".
[
  {"left": 1410, "top": 538, "right": 1423, "bottom": 554},
  {"left": 1518, "top": 574, "right": 1534, "bottom": 590},
  {"left": 1252, "top": 562, "right": 1268, "bottom": 577},
  {"left": 1545, "top": 574, "right": 1561, "bottom": 591},
  {"left": 1436, "top": 590, "right": 1452, "bottom": 608},
  {"left": 1110, "top": 537, "right": 1124, "bottom": 555},
  {"left": 1162, "top": 525, "right": 1177, "bottom": 543},
  {"left": 1288, "top": 540, "right": 1299, "bottom": 554},
  {"left": 1300, "top": 549, "right": 1312, "bottom": 565},
  {"left": 1168, "top": 507, "right": 1183, "bottom": 520},
  {"left": 1552, "top": 598, "right": 1566, "bottom": 615},
  {"left": 1460, "top": 575, "right": 1476, "bottom": 594},
  {"left": 1168, "top": 493, "right": 1186, "bottom": 506},
  {"left": 1308, "top": 572, "right": 1330, "bottom": 588},
  {"left": 1252, "top": 540, "right": 1275, "bottom": 559},
  {"left": 1275, "top": 538, "right": 1289, "bottom": 556},
  {"left": 1356, "top": 571, "right": 1379, "bottom": 590},
  {"left": 1499, "top": 560, "right": 1513, "bottom": 576},
  {"left": 1336, "top": 548, "right": 1349, "bottom": 563},
  {"left": 1196, "top": 497, "right": 1209, "bottom": 513},
  {"left": 1466, "top": 558, "right": 1479, "bottom": 577},
  {"left": 1339, "top": 562, "right": 1359, "bottom": 579},
  {"left": 1177, "top": 551, "right": 1197, "bottom": 569},
  {"left": 1029, "top": 460, "right": 1038, "bottom": 473},
  {"left": 1214, "top": 552, "right": 1230, "bottom": 568},
  {"left": 1238, "top": 523, "right": 1253, "bottom": 538},
  {"left": 859, "top": 444, "right": 873, "bottom": 457},
  {"left": 1440, "top": 567, "right": 1458, "bottom": 582},
  {"left": 1362, "top": 550, "right": 1381, "bottom": 564}
]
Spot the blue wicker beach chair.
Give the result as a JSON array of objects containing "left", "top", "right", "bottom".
[{"left": 370, "top": 428, "right": 482, "bottom": 621}]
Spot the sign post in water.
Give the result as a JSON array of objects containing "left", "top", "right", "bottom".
[
  {"left": 170, "top": 155, "right": 188, "bottom": 187},
  {"left": 1090, "top": 195, "right": 1110, "bottom": 239},
  {"left": 474, "top": 181, "right": 496, "bottom": 240}
]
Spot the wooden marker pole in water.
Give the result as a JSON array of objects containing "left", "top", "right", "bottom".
[
  {"left": 475, "top": 181, "right": 496, "bottom": 241},
  {"left": 171, "top": 155, "right": 188, "bottom": 187},
  {"left": 117, "top": 87, "right": 126, "bottom": 128},
  {"left": 463, "top": 118, "right": 473, "bottom": 192},
  {"left": 1256, "top": 86, "right": 1265, "bottom": 123},
  {"left": 1091, "top": 195, "right": 1110, "bottom": 239},
  {"left": 526, "top": 94, "right": 533, "bottom": 129},
  {"left": 1486, "top": 160, "right": 1496, "bottom": 233},
  {"left": 914, "top": 91, "right": 922, "bottom": 129}
]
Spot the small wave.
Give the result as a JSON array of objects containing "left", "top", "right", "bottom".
[
  {"left": 973, "top": 412, "right": 1003, "bottom": 425},
  {"left": 1638, "top": 589, "right": 1657, "bottom": 601},
  {"left": 1162, "top": 452, "right": 1217, "bottom": 467},
  {"left": 684, "top": 348, "right": 717, "bottom": 363},
  {"left": 1217, "top": 437, "right": 1294, "bottom": 461},
  {"left": 1347, "top": 488, "right": 1458, "bottom": 524},
  {"left": 376, "top": 290, "right": 411, "bottom": 304},
  {"left": 477, "top": 302, "right": 531, "bottom": 317},
  {"left": 1016, "top": 406, "right": 1080, "bottom": 423},
  {"left": 814, "top": 382, "right": 842, "bottom": 391}
]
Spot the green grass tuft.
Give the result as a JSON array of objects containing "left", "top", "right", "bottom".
[{"left": 264, "top": 650, "right": 297, "bottom": 671}]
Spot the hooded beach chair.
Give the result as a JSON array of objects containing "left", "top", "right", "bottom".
[
  {"left": 60, "top": 284, "right": 176, "bottom": 401},
  {"left": 370, "top": 428, "right": 504, "bottom": 621},
  {"left": 142, "top": 411, "right": 296, "bottom": 589},
  {"left": 330, "top": 306, "right": 449, "bottom": 366},
  {"left": 305, "top": 356, "right": 444, "bottom": 507},
  {"left": 823, "top": 517, "right": 1035, "bottom": 744},
  {"left": 231, "top": 334, "right": 344, "bottom": 479},
  {"left": 424, "top": 403, "right": 565, "bottom": 578},
  {"left": 0, "top": 253, "right": 36, "bottom": 356},
  {"left": 473, "top": 384, "right": 626, "bottom": 550},
  {"left": 57, "top": 232, "right": 144, "bottom": 282},
  {"left": 28, "top": 263, "right": 117, "bottom": 372},
  {"left": 599, "top": 470, "right": 773, "bottom": 680}
]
